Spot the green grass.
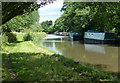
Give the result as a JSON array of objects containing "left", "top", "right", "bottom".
[
  {"left": 7, "top": 53, "right": 89, "bottom": 81},
  {"left": 16, "top": 32, "right": 26, "bottom": 41},
  {"left": 2, "top": 53, "right": 13, "bottom": 81},
  {"left": 2, "top": 41, "right": 54, "bottom": 81}
]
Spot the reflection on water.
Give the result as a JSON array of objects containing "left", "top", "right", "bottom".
[
  {"left": 40, "top": 39, "right": 118, "bottom": 73},
  {"left": 85, "top": 44, "right": 106, "bottom": 54}
]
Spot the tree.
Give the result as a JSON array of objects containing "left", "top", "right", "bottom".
[
  {"left": 53, "top": 17, "right": 66, "bottom": 32},
  {"left": 2, "top": 10, "right": 40, "bottom": 32},
  {"left": 30, "top": 23, "right": 43, "bottom": 32},
  {"left": 41, "top": 20, "right": 53, "bottom": 32}
]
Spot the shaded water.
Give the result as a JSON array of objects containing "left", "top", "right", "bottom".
[{"left": 40, "top": 35, "right": 119, "bottom": 73}]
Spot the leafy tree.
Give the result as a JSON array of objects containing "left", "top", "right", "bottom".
[
  {"left": 41, "top": 20, "right": 53, "bottom": 32},
  {"left": 53, "top": 17, "right": 66, "bottom": 32},
  {"left": 30, "top": 23, "right": 43, "bottom": 32},
  {"left": 2, "top": 10, "right": 40, "bottom": 32}
]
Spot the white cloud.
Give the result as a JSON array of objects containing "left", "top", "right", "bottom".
[{"left": 38, "top": 0, "right": 63, "bottom": 23}]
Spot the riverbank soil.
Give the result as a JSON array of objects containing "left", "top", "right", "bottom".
[{"left": 2, "top": 41, "right": 120, "bottom": 82}]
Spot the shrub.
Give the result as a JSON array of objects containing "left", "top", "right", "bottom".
[
  {"left": 23, "top": 32, "right": 47, "bottom": 42},
  {"left": 0, "top": 34, "right": 8, "bottom": 45},
  {"left": 5, "top": 32, "right": 17, "bottom": 43},
  {"left": 23, "top": 33, "right": 33, "bottom": 41},
  {"left": 33, "top": 32, "right": 47, "bottom": 42}
]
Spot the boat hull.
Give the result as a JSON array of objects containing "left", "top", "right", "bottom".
[{"left": 84, "top": 38, "right": 117, "bottom": 44}]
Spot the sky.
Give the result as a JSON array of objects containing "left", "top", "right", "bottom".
[{"left": 38, "top": 0, "right": 63, "bottom": 23}]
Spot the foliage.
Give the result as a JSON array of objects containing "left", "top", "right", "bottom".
[
  {"left": 14, "top": 32, "right": 26, "bottom": 41},
  {"left": 5, "top": 32, "right": 17, "bottom": 43},
  {"left": 47, "top": 25, "right": 54, "bottom": 33},
  {"left": 54, "top": 2, "right": 120, "bottom": 35},
  {"left": 53, "top": 17, "right": 66, "bottom": 32},
  {"left": 18, "top": 32, "right": 47, "bottom": 42},
  {"left": 23, "top": 33, "right": 33, "bottom": 41},
  {"left": 2, "top": 10, "right": 40, "bottom": 32},
  {"left": 0, "top": 34, "right": 8, "bottom": 45},
  {"left": 30, "top": 23, "right": 43, "bottom": 32},
  {"left": 41, "top": 20, "right": 53, "bottom": 32},
  {"left": 31, "top": 32, "right": 47, "bottom": 42}
]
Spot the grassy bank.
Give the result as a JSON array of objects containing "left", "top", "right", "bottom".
[{"left": 2, "top": 40, "right": 119, "bottom": 82}]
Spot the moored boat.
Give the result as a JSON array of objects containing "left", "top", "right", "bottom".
[
  {"left": 69, "top": 32, "right": 81, "bottom": 41},
  {"left": 84, "top": 30, "right": 116, "bottom": 44}
]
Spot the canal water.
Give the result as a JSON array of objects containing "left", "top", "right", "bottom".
[{"left": 40, "top": 35, "right": 119, "bottom": 73}]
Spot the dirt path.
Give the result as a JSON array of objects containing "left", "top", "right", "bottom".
[{"left": 5, "top": 53, "right": 18, "bottom": 81}]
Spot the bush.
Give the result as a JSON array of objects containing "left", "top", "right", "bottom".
[
  {"left": 33, "top": 32, "right": 47, "bottom": 42},
  {"left": 5, "top": 32, "right": 17, "bottom": 43},
  {"left": 0, "top": 34, "right": 8, "bottom": 45},
  {"left": 23, "top": 33, "right": 33, "bottom": 41},
  {"left": 23, "top": 32, "right": 47, "bottom": 42}
]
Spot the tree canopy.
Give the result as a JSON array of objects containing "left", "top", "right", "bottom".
[
  {"left": 2, "top": 10, "right": 41, "bottom": 32},
  {"left": 41, "top": 20, "right": 53, "bottom": 32}
]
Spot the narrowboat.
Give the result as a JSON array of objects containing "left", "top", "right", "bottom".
[
  {"left": 84, "top": 30, "right": 116, "bottom": 44},
  {"left": 69, "top": 32, "right": 81, "bottom": 41}
]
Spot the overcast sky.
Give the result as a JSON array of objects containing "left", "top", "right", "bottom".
[{"left": 38, "top": 0, "right": 63, "bottom": 23}]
